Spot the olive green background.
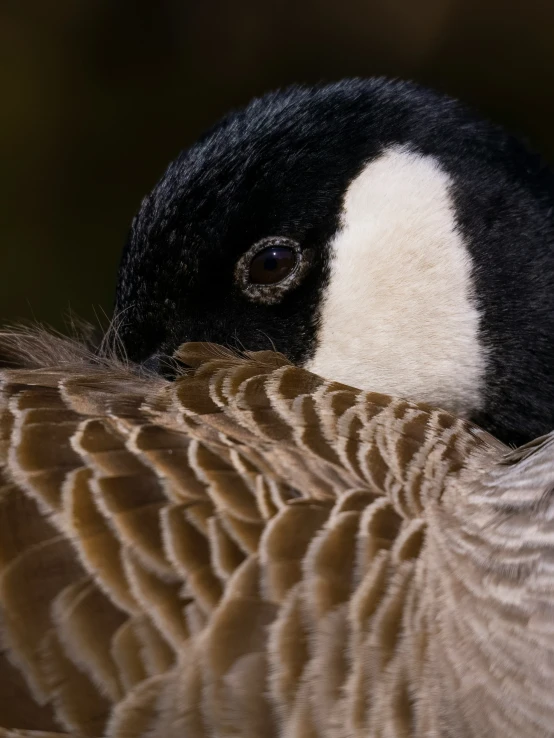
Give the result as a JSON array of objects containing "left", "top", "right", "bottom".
[{"left": 2, "top": 0, "right": 554, "bottom": 330}]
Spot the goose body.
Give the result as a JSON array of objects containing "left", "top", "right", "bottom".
[
  {"left": 116, "top": 78, "right": 554, "bottom": 446},
  {"left": 0, "top": 332, "right": 554, "bottom": 737}
]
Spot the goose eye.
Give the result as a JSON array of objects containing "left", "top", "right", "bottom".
[
  {"left": 249, "top": 246, "right": 297, "bottom": 285},
  {"left": 236, "top": 236, "right": 310, "bottom": 304}
]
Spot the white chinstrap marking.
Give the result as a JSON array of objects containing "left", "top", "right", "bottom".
[{"left": 306, "top": 146, "right": 486, "bottom": 416}]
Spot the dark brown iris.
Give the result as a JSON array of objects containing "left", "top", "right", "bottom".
[{"left": 248, "top": 246, "right": 297, "bottom": 285}]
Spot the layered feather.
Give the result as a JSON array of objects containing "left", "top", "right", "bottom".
[{"left": 0, "top": 331, "right": 552, "bottom": 737}]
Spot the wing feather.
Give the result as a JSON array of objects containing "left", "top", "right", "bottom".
[{"left": 4, "top": 332, "right": 552, "bottom": 737}]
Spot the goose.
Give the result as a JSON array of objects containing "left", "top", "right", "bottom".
[
  {"left": 0, "top": 329, "right": 553, "bottom": 737},
  {"left": 116, "top": 78, "right": 554, "bottom": 447}
]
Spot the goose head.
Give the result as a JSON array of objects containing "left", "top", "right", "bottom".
[{"left": 115, "top": 78, "right": 554, "bottom": 446}]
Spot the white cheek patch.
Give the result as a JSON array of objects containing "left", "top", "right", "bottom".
[{"left": 306, "top": 146, "right": 486, "bottom": 416}]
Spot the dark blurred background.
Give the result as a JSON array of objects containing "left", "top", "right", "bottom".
[{"left": 2, "top": 0, "right": 554, "bottom": 330}]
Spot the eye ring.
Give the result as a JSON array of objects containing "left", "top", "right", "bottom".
[{"left": 235, "top": 236, "right": 312, "bottom": 304}]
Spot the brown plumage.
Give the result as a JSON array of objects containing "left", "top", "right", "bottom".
[{"left": 0, "top": 330, "right": 553, "bottom": 737}]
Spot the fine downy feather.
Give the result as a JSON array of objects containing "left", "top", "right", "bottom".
[{"left": 0, "top": 328, "right": 553, "bottom": 737}]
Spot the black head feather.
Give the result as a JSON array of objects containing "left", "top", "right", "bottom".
[{"left": 116, "top": 78, "right": 554, "bottom": 445}]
